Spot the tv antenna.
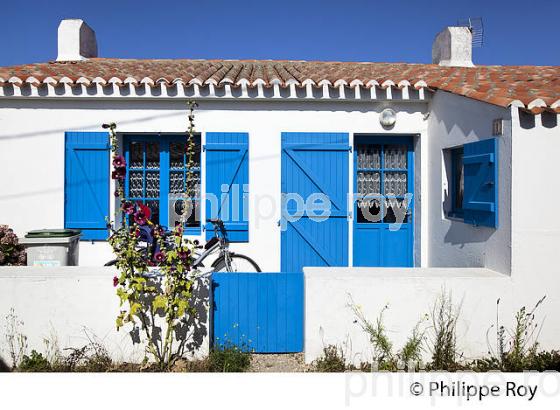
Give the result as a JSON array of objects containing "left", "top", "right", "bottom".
[{"left": 457, "top": 17, "right": 484, "bottom": 48}]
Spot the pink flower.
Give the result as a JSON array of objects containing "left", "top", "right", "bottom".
[
  {"left": 134, "top": 211, "right": 147, "bottom": 225},
  {"left": 113, "top": 155, "right": 126, "bottom": 168},
  {"left": 122, "top": 201, "right": 135, "bottom": 215},
  {"left": 111, "top": 168, "right": 126, "bottom": 181},
  {"left": 154, "top": 251, "right": 165, "bottom": 263},
  {"left": 113, "top": 276, "right": 119, "bottom": 287},
  {"left": 178, "top": 250, "right": 190, "bottom": 261}
]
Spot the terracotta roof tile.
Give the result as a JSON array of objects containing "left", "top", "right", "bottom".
[{"left": 0, "top": 58, "right": 559, "bottom": 110}]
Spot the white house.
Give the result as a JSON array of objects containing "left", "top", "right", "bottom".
[{"left": 0, "top": 20, "right": 559, "bottom": 364}]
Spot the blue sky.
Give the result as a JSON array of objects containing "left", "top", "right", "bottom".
[{"left": 1, "top": 0, "right": 558, "bottom": 67}]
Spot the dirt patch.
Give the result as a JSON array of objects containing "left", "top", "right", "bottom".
[{"left": 248, "top": 353, "right": 311, "bottom": 372}]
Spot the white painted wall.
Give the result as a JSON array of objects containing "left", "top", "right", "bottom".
[
  {"left": 0, "top": 99, "right": 429, "bottom": 270},
  {"left": 427, "top": 91, "right": 512, "bottom": 273},
  {"left": 304, "top": 266, "right": 560, "bottom": 365},
  {"left": 304, "top": 102, "right": 560, "bottom": 365},
  {"left": 510, "top": 108, "right": 560, "bottom": 314},
  {"left": 0, "top": 267, "right": 210, "bottom": 363}
]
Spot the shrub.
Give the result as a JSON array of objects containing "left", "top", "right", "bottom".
[
  {"left": 0, "top": 225, "right": 26, "bottom": 266},
  {"left": 18, "top": 350, "right": 51, "bottom": 372},
  {"left": 206, "top": 343, "right": 251, "bottom": 372},
  {"left": 56, "top": 342, "right": 113, "bottom": 372},
  {"left": 313, "top": 345, "right": 347, "bottom": 372}
]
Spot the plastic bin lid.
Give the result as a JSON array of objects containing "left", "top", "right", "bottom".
[{"left": 25, "top": 229, "right": 82, "bottom": 238}]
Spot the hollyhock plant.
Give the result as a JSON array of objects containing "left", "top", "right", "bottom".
[
  {"left": 121, "top": 201, "right": 135, "bottom": 215},
  {"left": 105, "top": 102, "right": 203, "bottom": 370},
  {"left": 113, "top": 155, "right": 126, "bottom": 168},
  {"left": 111, "top": 167, "right": 126, "bottom": 180},
  {"left": 133, "top": 210, "right": 148, "bottom": 226},
  {"left": 153, "top": 251, "right": 165, "bottom": 263},
  {"left": 137, "top": 203, "right": 152, "bottom": 220}
]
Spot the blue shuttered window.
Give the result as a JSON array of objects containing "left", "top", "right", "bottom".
[
  {"left": 124, "top": 135, "right": 202, "bottom": 233},
  {"left": 64, "top": 132, "right": 110, "bottom": 240},
  {"left": 205, "top": 133, "right": 249, "bottom": 242},
  {"left": 462, "top": 138, "right": 498, "bottom": 228}
]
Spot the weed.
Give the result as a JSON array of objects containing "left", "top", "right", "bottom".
[
  {"left": 313, "top": 345, "right": 346, "bottom": 372},
  {"left": 18, "top": 350, "right": 51, "bottom": 372},
  {"left": 206, "top": 343, "right": 252, "bottom": 372},
  {"left": 4, "top": 308, "right": 27, "bottom": 368},
  {"left": 427, "top": 291, "right": 462, "bottom": 371}
]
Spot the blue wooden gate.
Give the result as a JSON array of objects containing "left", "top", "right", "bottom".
[
  {"left": 281, "top": 132, "right": 350, "bottom": 272},
  {"left": 212, "top": 272, "right": 304, "bottom": 353}
]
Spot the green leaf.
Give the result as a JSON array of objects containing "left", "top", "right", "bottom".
[{"left": 152, "top": 295, "right": 167, "bottom": 311}]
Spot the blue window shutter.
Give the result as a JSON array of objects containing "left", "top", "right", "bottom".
[
  {"left": 463, "top": 138, "right": 498, "bottom": 228},
  {"left": 64, "top": 132, "right": 110, "bottom": 240},
  {"left": 205, "top": 133, "right": 249, "bottom": 242}
]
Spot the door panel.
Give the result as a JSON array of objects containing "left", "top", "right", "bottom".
[
  {"left": 353, "top": 135, "right": 414, "bottom": 267},
  {"left": 281, "top": 133, "right": 349, "bottom": 272}
]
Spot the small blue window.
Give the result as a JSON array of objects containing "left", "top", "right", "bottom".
[
  {"left": 124, "top": 134, "right": 201, "bottom": 233},
  {"left": 447, "top": 138, "right": 498, "bottom": 228},
  {"left": 449, "top": 147, "right": 464, "bottom": 218}
]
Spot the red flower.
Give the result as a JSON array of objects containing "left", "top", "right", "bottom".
[
  {"left": 111, "top": 168, "right": 126, "bottom": 180},
  {"left": 154, "top": 251, "right": 165, "bottom": 263},
  {"left": 134, "top": 211, "right": 147, "bottom": 225},
  {"left": 122, "top": 201, "right": 135, "bottom": 215},
  {"left": 113, "top": 155, "right": 126, "bottom": 168},
  {"left": 113, "top": 276, "right": 119, "bottom": 287},
  {"left": 178, "top": 250, "right": 190, "bottom": 261},
  {"left": 137, "top": 202, "right": 152, "bottom": 220}
]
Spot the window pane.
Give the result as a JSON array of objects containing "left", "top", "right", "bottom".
[
  {"left": 356, "top": 144, "right": 381, "bottom": 169},
  {"left": 170, "top": 171, "right": 184, "bottom": 194},
  {"left": 170, "top": 142, "right": 185, "bottom": 169},
  {"left": 384, "top": 172, "right": 407, "bottom": 196},
  {"left": 129, "top": 171, "right": 143, "bottom": 197},
  {"left": 130, "top": 142, "right": 143, "bottom": 168},
  {"left": 186, "top": 173, "right": 201, "bottom": 198},
  {"left": 453, "top": 149, "right": 464, "bottom": 210},
  {"left": 384, "top": 144, "right": 407, "bottom": 169},
  {"left": 384, "top": 198, "right": 410, "bottom": 223},
  {"left": 146, "top": 142, "right": 159, "bottom": 169},
  {"left": 145, "top": 200, "right": 159, "bottom": 224},
  {"left": 357, "top": 171, "right": 381, "bottom": 196},
  {"left": 356, "top": 198, "right": 382, "bottom": 223},
  {"left": 145, "top": 171, "right": 159, "bottom": 198}
]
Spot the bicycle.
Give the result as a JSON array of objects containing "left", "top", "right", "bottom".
[{"left": 105, "top": 218, "right": 261, "bottom": 273}]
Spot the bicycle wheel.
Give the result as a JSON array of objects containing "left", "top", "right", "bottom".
[{"left": 213, "top": 254, "right": 261, "bottom": 272}]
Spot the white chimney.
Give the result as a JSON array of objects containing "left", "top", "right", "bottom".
[
  {"left": 56, "top": 19, "right": 98, "bottom": 61},
  {"left": 432, "top": 26, "right": 474, "bottom": 67}
]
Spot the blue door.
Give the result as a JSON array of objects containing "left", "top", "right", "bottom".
[
  {"left": 212, "top": 272, "right": 303, "bottom": 353},
  {"left": 353, "top": 135, "right": 414, "bottom": 267},
  {"left": 281, "top": 133, "right": 350, "bottom": 272}
]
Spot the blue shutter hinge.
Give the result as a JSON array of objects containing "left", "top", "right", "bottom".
[
  {"left": 202, "top": 145, "right": 206, "bottom": 152},
  {"left": 348, "top": 146, "right": 353, "bottom": 153}
]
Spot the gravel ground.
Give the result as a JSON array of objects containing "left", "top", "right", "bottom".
[{"left": 248, "top": 353, "right": 311, "bottom": 372}]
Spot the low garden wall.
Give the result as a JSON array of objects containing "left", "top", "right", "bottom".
[
  {"left": 304, "top": 267, "right": 560, "bottom": 366},
  {"left": 0, "top": 267, "right": 210, "bottom": 365}
]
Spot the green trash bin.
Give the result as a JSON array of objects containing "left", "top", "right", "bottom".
[{"left": 20, "top": 229, "right": 82, "bottom": 266}]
